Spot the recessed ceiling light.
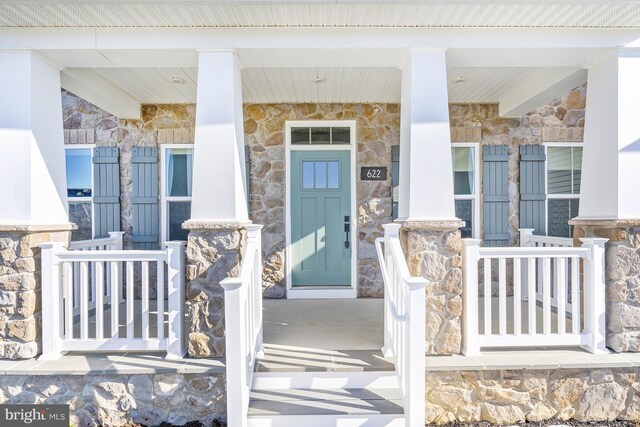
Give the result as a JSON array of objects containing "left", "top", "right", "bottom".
[
  {"left": 452, "top": 75, "right": 467, "bottom": 83},
  {"left": 171, "top": 76, "right": 186, "bottom": 85},
  {"left": 313, "top": 76, "right": 327, "bottom": 84}
]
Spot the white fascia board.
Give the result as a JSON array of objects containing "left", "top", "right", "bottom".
[
  {"left": 60, "top": 69, "right": 141, "bottom": 120},
  {"left": 499, "top": 68, "right": 587, "bottom": 118},
  {"left": 2, "top": 28, "right": 640, "bottom": 51},
  {"left": 446, "top": 48, "right": 615, "bottom": 68}
]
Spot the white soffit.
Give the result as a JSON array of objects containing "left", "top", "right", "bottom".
[
  {"left": 1, "top": 2, "right": 640, "bottom": 28},
  {"left": 61, "top": 65, "right": 585, "bottom": 106}
]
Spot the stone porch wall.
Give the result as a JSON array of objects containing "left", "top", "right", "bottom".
[
  {"left": 0, "top": 372, "right": 226, "bottom": 426},
  {"left": 426, "top": 367, "right": 640, "bottom": 424}
]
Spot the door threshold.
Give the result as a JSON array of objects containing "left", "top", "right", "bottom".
[{"left": 287, "top": 287, "right": 357, "bottom": 300}]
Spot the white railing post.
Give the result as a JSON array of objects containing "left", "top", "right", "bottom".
[
  {"left": 462, "top": 239, "right": 481, "bottom": 356},
  {"left": 221, "top": 275, "right": 246, "bottom": 427},
  {"left": 108, "top": 231, "right": 125, "bottom": 250},
  {"left": 245, "top": 224, "right": 264, "bottom": 359},
  {"left": 166, "top": 241, "right": 187, "bottom": 360},
  {"left": 39, "top": 242, "right": 66, "bottom": 360},
  {"left": 519, "top": 228, "right": 535, "bottom": 301},
  {"left": 405, "top": 276, "right": 427, "bottom": 427},
  {"left": 580, "top": 237, "right": 609, "bottom": 354},
  {"left": 381, "top": 223, "right": 401, "bottom": 357}
]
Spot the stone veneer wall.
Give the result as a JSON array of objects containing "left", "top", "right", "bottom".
[
  {"left": 574, "top": 222, "right": 640, "bottom": 352},
  {"left": 0, "top": 229, "right": 71, "bottom": 359},
  {"left": 0, "top": 373, "right": 226, "bottom": 426},
  {"left": 425, "top": 367, "right": 640, "bottom": 424},
  {"left": 244, "top": 103, "right": 399, "bottom": 298}
]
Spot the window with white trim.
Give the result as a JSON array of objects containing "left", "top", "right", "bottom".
[
  {"left": 546, "top": 145, "right": 582, "bottom": 238},
  {"left": 65, "top": 146, "right": 94, "bottom": 240},
  {"left": 452, "top": 144, "right": 480, "bottom": 239},
  {"left": 161, "top": 145, "right": 193, "bottom": 242}
]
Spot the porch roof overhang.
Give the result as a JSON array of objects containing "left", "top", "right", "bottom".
[{"left": 3, "top": 13, "right": 640, "bottom": 119}]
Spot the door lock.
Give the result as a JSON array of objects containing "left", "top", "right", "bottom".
[{"left": 344, "top": 216, "right": 350, "bottom": 249}]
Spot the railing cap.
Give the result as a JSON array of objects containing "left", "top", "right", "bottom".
[
  {"left": 579, "top": 237, "right": 609, "bottom": 247},
  {"left": 382, "top": 223, "right": 401, "bottom": 238},
  {"left": 38, "top": 242, "right": 67, "bottom": 250},
  {"left": 220, "top": 277, "right": 243, "bottom": 291},
  {"left": 245, "top": 224, "right": 264, "bottom": 232},
  {"left": 165, "top": 241, "right": 187, "bottom": 248},
  {"left": 518, "top": 228, "right": 535, "bottom": 234},
  {"left": 405, "top": 277, "right": 428, "bottom": 289},
  {"left": 462, "top": 238, "right": 482, "bottom": 247}
]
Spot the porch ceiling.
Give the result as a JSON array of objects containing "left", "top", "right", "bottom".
[
  {"left": 59, "top": 65, "right": 584, "bottom": 107},
  {"left": 2, "top": 1, "right": 640, "bottom": 28}
]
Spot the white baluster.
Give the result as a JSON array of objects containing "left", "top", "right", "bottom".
[
  {"left": 126, "top": 261, "right": 134, "bottom": 339},
  {"left": 110, "top": 261, "right": 120, "bottom": 338},
  {"left": 141, "top": 261, "right": 150, "bottom": 340},
  {"left": 571, "top": 255, "right": 580, "bottom": 334},
  {"left": 580, "top": 237, "right": 608, "bottom": 353},
  {"left": 483, "top": 258, "right": 491, "bottom": 335},
  {"left": 80, "top": 261, "right": 89, "bottom": 340},
  {"left": 513, "top": 258, "right": 521, "bottom": 335},
  {"left": 498, "top": 257, "right": 507, "bottom": 335},
  {"left": 95, "top": 261, "right": 104, "bottom": 340},
  {"left": 557, "top": 257, "right": 567, "bottom": 334},
  {"left": 542, "top": 257, "right": 551, "bottom": 335},
  {"left": 527, "top": 258, "right": 536, "bottom": 335},
  {"left": 462, "top": 239, "right": 480, "bottom": 355},
  {"left": 39, "top": 242, "right": 65, "bottom": 360},
  {"left": 64, "top": 262, "right": 73, "bottom": 340},
  {"left": 166, "top": 241, "right": 187, "bottom": 359},
  {"left": 157, "top": 259, "right": 165, "bottom": 340}
]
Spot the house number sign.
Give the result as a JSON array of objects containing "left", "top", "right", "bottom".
[{"left": 360, "top": 167, "right": 387, "bottom": 181}]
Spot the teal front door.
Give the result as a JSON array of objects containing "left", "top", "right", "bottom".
[{"left": 291, "top": 150, "right": 351, "bottom": 286}]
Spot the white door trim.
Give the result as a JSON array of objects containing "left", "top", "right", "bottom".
[{"left": 285, "top": 120, "right": 358, "bottom": 299}]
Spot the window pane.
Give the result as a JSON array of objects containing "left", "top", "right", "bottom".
[
  {"left": 302, "top": 161, "right": 314, "bottom": 189},
  {"left": 332, "top": 127, "right": 351, "bottom": 144},
  {"left": 310, "top": 127, "right": 331, "bottom": 144},
  {"left": 69, "top": 201, "right": 92, "bottom": 241},
  {"left": 168, "top": 202, "right": 191, "bottom": 241},
  {"left": 291, "top": 127, "right": 310, "bottom": 144},
  {"left": 315, "top": 162, "right": 327, "bottom": 189},
  {"left": 66, "top": 149, "right": 92, "bottom": 198},
  {"left": 572, "top": 147, "right": 583, "bottom": 194},
  {"left": 452, "top": 147, "right": 474, "bottom": 195},
  {"left": 328, "top": 161, "right": 340, "bottom": 189},
  {"left": 548, "top": 147, "right": 573, "bottom": 195},
  {"left": 455, "top": 199, "right": 473, "bottom": 238},
  {"left": 166, "top": 148, "right": 193, "bottom": 197},
  {"left": 548, "top": 198, "right": 573, "bottom": 237}
]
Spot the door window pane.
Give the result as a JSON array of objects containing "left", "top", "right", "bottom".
[
  {"left": 315, "top": 162, "right": 327, "bottom": 189},
  {"left": 452, "top": 147, "right": 474, "bottom": 195},
  {"left": 302, "top": 161, "right": 314, "bottom": 189},
  {"left": 311, "top": 127, "right": 331, "bottom": 144},
  {"left": 332, "top": 127, "right": 351, "bottom": 144},
  {"left": 166, "top": 148, "right": 193, "bottom": 197},
  {"left": 291, "top": 127, "right": 310, "bottom": 144},
  {"left": 548, "top": 198, "right": 579, "bottom": 238},
  {"left": 455, "top": 199, "right": 473, "bottom": 238},
  {"left": 168, "top": 202, "right": 191, "bottom": 241},
  {"left": 66, "top": 149, "right": 92, "bottom": 198},
  {"left": 572, "top": 147, "right": 582, "bottom": 194},
  {"left": 69, "top": 201, "right": 92, "bottom": 241},
  {"left": 328, "top": 161, "right": 340, "bottom": 189}
]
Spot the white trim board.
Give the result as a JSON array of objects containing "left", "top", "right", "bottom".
[
  {"left": 285, "top": 120, "right": 358, "bottom": 299},
  {"left": 65, "top": 144, "right": 96, "bottom": 238},
  {"left": 160, "top": 143, "right": 194, "bottom": 245}
]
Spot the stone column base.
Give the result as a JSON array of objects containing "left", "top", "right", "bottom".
[
  {"left": 400, "top": 220, "right": 464, "bottom": 355},
  {"left": 571, "top": 219, "right": 640, "bottom": 352},
  {"left": 0, "top": 224, "right": 75, "bottom": 359},
  {"left": 183, "top": 220, "right": 249, "bottom": 357}
]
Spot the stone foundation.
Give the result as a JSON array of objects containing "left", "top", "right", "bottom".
[
  {"left": 401, "top": 221, "right": 464, "bottom": 355},
  {"left": 425, "top": 367, "right": 640, "bottom": 424},
  {"left": 0, "top": 225, "right": 73, "bottom": 359},
  {"left": 573, "top": 220, "right": 640, "bottom": 352},
  {"left": 184, "top": 222, "right": 247, "bottom": 357},
  {"left": 0, "top": 372, "right": 226, "bottom": 426}
]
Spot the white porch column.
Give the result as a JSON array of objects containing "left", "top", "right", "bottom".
[
  {"left": 397, "top": 49, "right": 457, "bottom": 222},
  {"left": 572, "top": 50, "right": 640, "bottom": 353},
  {"left": 0, "top": 50, "right": 74, "bottom": 359},
  {"left": 578, "top": 50, "right": 640, "bottom": 221},
  {"left": 0, "top": 50, "right": 69, "bottom": 226},
  {"left": 188, "top": 50, "right": 249, "bottom": 224},
  {"left": 183, "top": 51, "right": 253, "bottom": 359},
  {"left": 397, "top": 49, "right": 464, "bottom": 356}
]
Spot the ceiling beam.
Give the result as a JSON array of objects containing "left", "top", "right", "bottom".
[
  {"left": 60, "top": 69, "right": 141, "bottom": 120},
  {"left": 499, "top": 68, "right": 587, "bottom": 117}
]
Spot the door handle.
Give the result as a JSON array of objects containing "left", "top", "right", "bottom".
[{"left": 344, "top": 216, "right": 350, "bottom": 249}]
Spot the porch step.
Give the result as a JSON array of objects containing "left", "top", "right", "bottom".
[
  {"left": 247, "top": 387, "right": 405, "bottom": 427},
  {"left": 249, "top": 345, "right": 404, "bottom": 426}
]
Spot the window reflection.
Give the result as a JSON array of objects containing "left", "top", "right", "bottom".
[
  {"left": 315, "top": 162, "right": 327, "bottom": 189},
  {"left": 302, "top": 161, "right": 314, "bottom": 189},
  {"left": 328, "top": 161, "right": 339, "bottom": 188}
]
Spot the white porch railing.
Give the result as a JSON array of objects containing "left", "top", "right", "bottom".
[
  {"left": 39, "top": 239, "right": 186, "bottom": 360},
  {"left": 221, "top": 224, "right": 264, "bottom": 427},
  {"left": 462, "top": 236, "right": 608, "bottom": 355},
  {"left": 519, "top": 228, "right": 575, "bottom": 312},
  {"left": 375, "top": 224, "right": 427, "bottom": 427},
  {"left": 68, "top": 232, "right": 125, "bottom": 315}
]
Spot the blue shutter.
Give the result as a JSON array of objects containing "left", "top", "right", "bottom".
[
  {"left": 519, "top": 145, "right": 547, "bottom": 236},
  {"left": 482, "top": 145, "right": 509, "bottom": 247},
  {"left": 131, "top": 147, "right": 159, "bottom": 250},
  {"left": 92, "top": 147, "right": 120, "bottom": 239},
  {"left": 391, "top": 145, "right": 399, "bottom": 220}
]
